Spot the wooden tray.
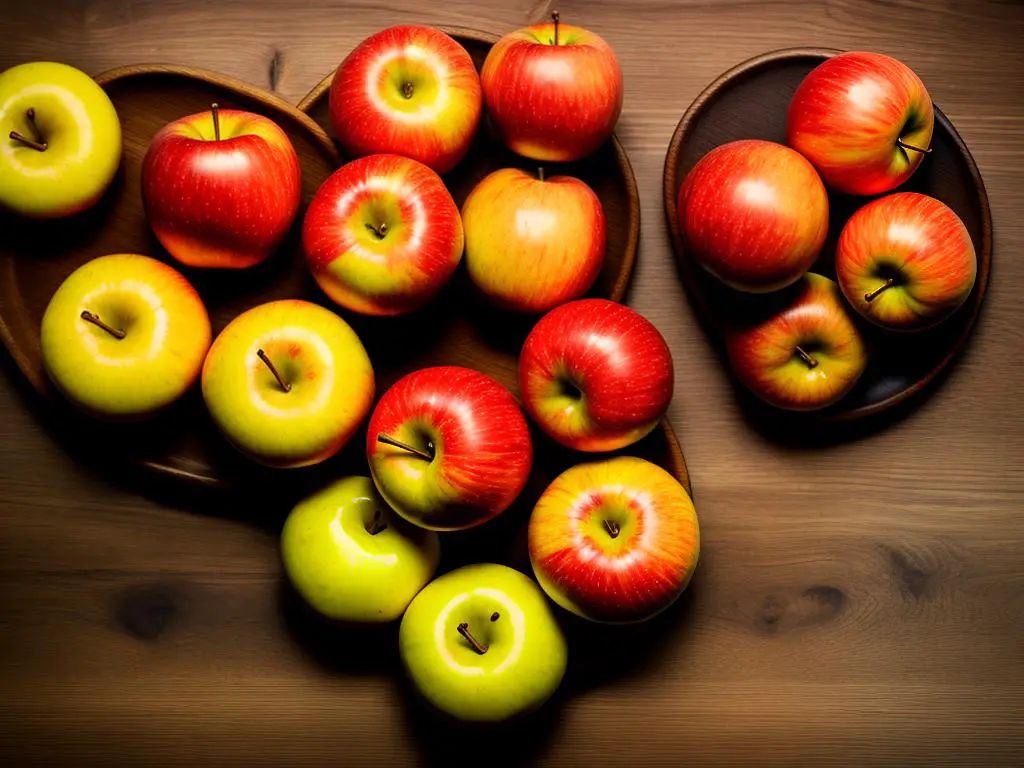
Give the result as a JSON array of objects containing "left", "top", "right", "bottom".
[{"left": 663, "top": 48, "right": 992, "bottom": 421}]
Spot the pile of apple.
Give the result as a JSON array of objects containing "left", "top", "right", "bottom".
[
  {"left": 677, "top": 52, "right": 979, "bottom": 411},
  {"left": 2, "top": 17, "right": 700, "bottom": 724}
]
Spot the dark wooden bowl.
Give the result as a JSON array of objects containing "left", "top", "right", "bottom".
[{"left": 663, "top": 48, "right": 992, "bottom": 421}]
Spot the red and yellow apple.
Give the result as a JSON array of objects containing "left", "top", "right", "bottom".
[
  {"left": 329, "top": 25, "right": 482, "bottom": 174},
  {"left": 142, "top": 105, "right": 301, "bottom": 268},
  {"left": 678, "top": 139, "right": 828, "bottom": 293},
  {"left": 303, "top": 154, "right": 463, "bottom": 316},
  {"left": 462, "top": 168, "right": 605, "bottom": 312},
  {"left": 788, "top": 51, "right": 934, "bottom": 196},
  {"left": 836, "top": 192, "right": 976, "bottom": 330},
  {"left": 529, "top": 456, "right": 699, "bottom": 624}
]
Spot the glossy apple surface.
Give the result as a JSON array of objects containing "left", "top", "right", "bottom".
[
  {"left": 303, "top": 154, "right": 463, "bottom": 316},
  {"left": 462, "top": 168, "right": 605, "bottom": 312},
  {"left": 726, "top": 273, "right": 867, "bottom": 411},
  {"left": 329, "top": 26, "right": 481, "bottom": 174},
  {"left": 41, "top": 254, "right": 211, "bottom": 417},
  {"left": 519, "top": 299, "right": 673, "bottom": 451},
  {"left": 281, "top": 476, "right": 440, "bottom": 622},
  {"left": 678, "top": 139, "right": 828, "bottom": 293},
  {"left": 399, "top": 563, "right": 567, "bottom": 722},
  {"left": 788, "top": 51, "right": 934, "bottom": 195},
  {"left": 367, "top": 366, "right": 532, "bottom": 531},
  {"left": 142, "top": 106, "right": 300, "bottom": 268},
  {"left": 481, "top": 13, "right": 622, "bottom": 162},
  {"left": 836, "top": 192, "right": 976, "bottom": 330},
  {"left": 0, "top": 61, "right": 122, "bottom": 218},
  {"left": 202, "top": 299, "right": 374, "bottom": 467},
  {"left": 529, "top": 456, "right": 699, "bottom": 624}
]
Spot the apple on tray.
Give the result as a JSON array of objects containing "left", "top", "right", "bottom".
[
  {"left": 367, "top": 366, "right": 532, "bottom": 531},
  {"left": 303, "top": 154, "right": 463, "bottom": 316},
  {"left": 678, "top": 139, "right": 829, "bottom": 293},
  {"left": 202, "top": 299, "right": 374, "bottom": 468},
  {"left": 529, "top": 456, "right": 699, "bottom": 624},
  {"left": 0, "top": 61, "right": 122, "bottom": 218},
  {"left": 481, "top": 12, "right": 622, "bottom": 162},
  {"left": 462, "top": 167, "right": 605, "bottom": 312},
  {"left": 726, "top": 273, "right": 867, "bottom": 411},
  {"left": 836, "top": 192, "right": 977, "bottom": 330},
  {"left": 40, "top": 253, "right": 211, "bottom": 417},
  {"left": 142, "top": 103, "right": 301, "bottom": 268},
  {"left": 520, "top": 299, "right": 674, "bottom": 451},
  {"left": 329, "top": 26, "right": 482, "bottom": 174},
  {"left": 281, "top": 476, "right": 440, "bottom": 622},
  {"left": 399, "top": 563, "right": 567, "bottom": 722},
  {"left": 788, "top": 51, "right": 934, "bottom": 196}
]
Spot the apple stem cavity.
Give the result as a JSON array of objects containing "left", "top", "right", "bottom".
[
  {"left": 257, "top": 348, "right": 291, "bottom": 392},
  {"left": 551, "top": 10, "right": 560, "bottom": 45},
  {"left": 9, "top": 130, "right": 47, "bottom": 152},
  {"left": 457, "top": 623, "right": 488, "bottom": 654},
  {"left": 365, "top": 222, "right": 388, "bottom": 239},
  {"left": 864, "top": 278, "right": 895, "bottom": 303},
  {"left": 490, "top": 612, "right": 500, "bottom": 622},
  {"left": 603, "top": 519, "right": 621, "bottom": 539},
  {"left": 377, "top": 433, "right": 434, "bottom": 461},
  {"left": 367, "top": 509, "right": 389, "bottom": 536},
  {"left": 794, "top": 345, "right": 819, "bottom": 369},
  {"left": 896, "top": 138, "right": 932, "bottom": 155},
  {"left": 401, "top": 81, "right": 414, "bottom": 100},
  {"left": 80, "top": 310, "right": 125, "bottom": 340},
  {"left": 211, "top": 103, "right": 221, "bottom": 141}
]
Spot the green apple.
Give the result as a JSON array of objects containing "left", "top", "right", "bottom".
[
  {"left": 281, "top": 476, "right": 440, "bottom": 622},
  {"left": 0, "top": 61, "right": 122, "bottom": 218},
  {"left": 399, "top": 563, "right": 567, "bottom": 722}
]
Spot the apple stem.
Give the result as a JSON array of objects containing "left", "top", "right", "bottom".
[
  {"left": 603, "top": 520, "right": 621, "bottom": 539},
  {"left": 537, "top": 167, "right": 545, "bottom": 182},
  {"left": 377, "top": 433, "right": 434, "bottom": 461},
  {"left": 401, "top": 81, "right": 414, "bottom": 100},
  {"left": 211, "top": 103, "right": 221, "bottom": 141},
  {"left": 257, "top": 348, "right": 291, "bottom": 392},
  {"left": 9, "top": 130, "right": 47, "bottom": 152},
  {"left": 457, "top": 623, "right": 488, "bottom": 654},
  {"left": 896, "top": 138, "right": 931, "bottom": 155},
  {"left": 551, "top": 10, "right": 560, "bottom": 45},
  {"left": 365, "top": 222, "right": 388, "bottom": 239},
  {"left": 80, "top": 310, "right": 125, "bottom": 339},
  {"left": 367, "top": 509, "right": 388, "bottom": 536},
  {"left": 864, "top": 278, "right": 895, "bottom": 303},
  {"left": 490, "top": 612, "right": 500, "bottom": 622},
  {"left": 794, "top": 345, "right": 818, "bottom": 369}
]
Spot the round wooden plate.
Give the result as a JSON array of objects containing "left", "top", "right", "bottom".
[{"left": 663, "top": 48, "right": 992, "bottom": 421}]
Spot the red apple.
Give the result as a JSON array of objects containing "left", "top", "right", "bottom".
[
  {"left": 519, "top": 299, "right": 673, "bottom": 451},
  {"left": 329, "top": 26, "right": 482, "bottom": 174},
  {"left": 480, "top": 12, "right": 622, "bottom": 162},
  {"left": 678, "top": 139, "right": 828, "bottom": 293},
  {"left": 836, "top": 192, "right": 976, "bottom": 330},
  {"left": 726, "top": 273, "right": 867, "bottom": 411},
  {"left": 142, "top": 104, "right": 300, "bottom": 269},
  {"left": 367, "top": 366, "right": 532, "bottom": 531},
  {"left": 788, "top": 51, "right": 934, "bottom": 196},
  {"left": 303, "top": 154, "right": 463, "bottom": 316},
  {"left": 529, "top": 456, "right": 699, "bottom": 624}
]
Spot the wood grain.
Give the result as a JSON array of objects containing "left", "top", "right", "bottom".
[{"left": 2, "top": 1, "right": 1024, "bottom": 766}]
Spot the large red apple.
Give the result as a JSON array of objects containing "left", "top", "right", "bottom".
[
  {"left": 303, "top": 154, "right": 463, "bottom": 316},
  {"left": 367, "top": 366, "right": 532, "bottom": 531},
  {"left": 678, "top": 139, "right": 828, "bottom": 293},
  {"left": 788, "top": 51, "right": 934, "bottom": 196},
  {"left": 519, "top": 299, "right": 673, "bottom": 451},
  {"left": 329, "top": 26, "right": 482, "bottom": 174},
  {"left": 836, "top": 192, "right": 976, "bottom": 330},
  {"left": 480, "top": 12, "right": 622, "bottom": 162},
  {"left": 142, "top": 105, "right": 300, "bottom": 269},
  {"left": 529, "top": 456, "right": 699, "bottom": 624}
]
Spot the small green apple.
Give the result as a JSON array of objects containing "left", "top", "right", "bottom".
[
  {"left": 399, "top": 563, "right": 567, "bottom": 722},
  {"left": 281, "top": 476, "right": 440, "bottom": 622}
]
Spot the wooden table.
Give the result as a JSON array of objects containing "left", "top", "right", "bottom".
[{"left": 2, "top": 1, "right": 1022, "bottom": 765}]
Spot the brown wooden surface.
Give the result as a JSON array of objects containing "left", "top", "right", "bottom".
[{"left": 1, "top": 1, "right": 1023, "bottom": 766}]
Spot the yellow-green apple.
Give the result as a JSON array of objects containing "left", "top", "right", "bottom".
[
  {"left": 367, "top": 366, "right": 532, "bottom": 531},
  {"left": 836, "top": 192, "right": 976, "bottom": 330},
  {"left": 788, "top": 52, "right": 934, "bottom": 196},
  {"left": 678, "top": 139, "right": 828, "bottom": 293},
  {"left": 519, "top": 299, "right": 673, "bottom": 451},
  {"left": 0, "top": 62, "right": 121, "bottom": 218},
  {"left": 40, "top": 253, "right": 210, "bottom": 417},
  {"left": 726, "top": 273, "right": 867, "bottom": 411},
  {"left": 303, "top": 154, "right": 463, "bottom": 316},
  {"left": 399, "top": 563, "right": 567, "bottom": 722},
  {"left": 481, "top": 12, "right": 622, "bottom": 162},
  {"left": 462, "top": 168, "right": 605, "bottom": 312},
  {"left": 329, "top": 26, "right": 481, "bottom": 174},
  {"left": 281, "top": 476, "right": 440, "bottom": 622},
  {"left": 142, "top": 104, "right": 300, "bottom": 268},
  {"left": 202, "top": 299, "right": 374, "bottom": 467},
  {"left": 529, "top": 457, "right": 699, "bottom": 624}
]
